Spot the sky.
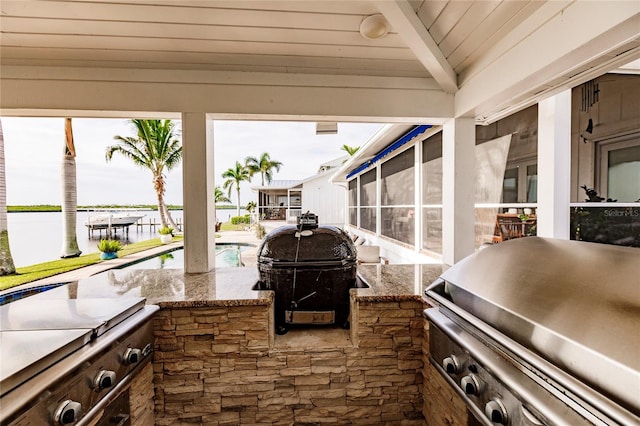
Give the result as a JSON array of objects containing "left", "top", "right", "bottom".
[{"left": 1, "top": 118, "right": 383, "bottom": 207}]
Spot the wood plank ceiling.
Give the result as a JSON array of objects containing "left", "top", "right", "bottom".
[{"left": 1, "top": 0, "right": 639, "bottom": 121}]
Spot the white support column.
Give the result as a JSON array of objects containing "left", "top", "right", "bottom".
[
  {"left": 537, "top": 90, "right": 572, "bottom": 239},
  {"left": 414, "top": 141, "right": 422, "bottom": 252},
  {"left": 442, "top": 117, "right": 476, "bottom": 266},
  {"left": 182, "top": 112, "right": 216, "bottom": 272},
  {"left": 376, "top": 165, "right": 382, "bottom": 236}
]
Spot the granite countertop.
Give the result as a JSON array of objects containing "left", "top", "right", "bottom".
[
  {"left": 353, "top": 264, "right": 447, "bottom": 302},
  {"left": 26, "top": 267, "right": 273, "bottom": 308},
  {"left": 25, "top": 264, "right": 446, "bottom": 307}
]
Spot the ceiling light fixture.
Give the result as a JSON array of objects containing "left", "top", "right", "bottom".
[{"left": 359, "top": 14, "right": 389, "bottom": 40}]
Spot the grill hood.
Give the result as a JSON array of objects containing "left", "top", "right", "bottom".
[
  {"left": 257, "top": 225, "right": 357, "bottom": 266},
  {"left": 426, "top": 237, "right": 640, "bottom": 416}
]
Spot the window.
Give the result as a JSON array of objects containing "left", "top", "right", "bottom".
[
  {"left": 422, "top": 134, "right": 442, "bottom": 253},
  {"left": 359, "top": 169, "right": 376, "bottom": 231},
  {"left": 598, "top": 136, "right": 640, "bottom": 202},
  {"left": 502, "top": 159, "right": 537, "bottom": 203},
  {"left": 348, "top": 179, "right": 357, "bottom": 226},
  {"left": 381, "top": 147, "right": 414, "bottom": 244}
]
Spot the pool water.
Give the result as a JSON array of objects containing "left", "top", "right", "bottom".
[
  {"left": 119, "top": 245, "right": 249, "bottom": 270},
  {"left": 0, "top": 283, "right": 66, "bottom": 306}
]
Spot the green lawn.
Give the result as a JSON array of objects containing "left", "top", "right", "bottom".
[
  {"left": 219, "top": 222, "right": 249, "bottom": 231},
  {"left": 0, "top": 236, "right": 183, "bottom": 291}
]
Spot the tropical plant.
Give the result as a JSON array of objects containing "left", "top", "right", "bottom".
[
  {"left": 158, "top": 226, "right": 174, "bottom": 235},
  {"left": 97, "top": 239, "right": 122, "bottom": 253},
  {"left": 214, "top": 186, "right": 231, "bottom": 204},
  {"left": 222, "top": 161, "right": 251, "bottom": 217},
  {"left": 61, "top": 118, "right": 82, "bottom": 258},
  {"left": 0, "top": 119, "right": 16, "bottom": 275},
  {"left": 107, "top": 119, "right": 182, "bottom": 229},
  {"left": 341, "top": 144, "right": 360, "bottom": 156},
  {"left": 245, "top": 152, "right": 282, "bottom": 186},
  {"left": 245, "top": 201, "right": 257, "bottom": 213}
]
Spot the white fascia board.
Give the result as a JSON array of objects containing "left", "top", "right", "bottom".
[
  {"left": 330, "top": 123, "right": 443, "bottom": 183},
  {"left": 455, "top": 1, "right": 640, "bottom": 121}
]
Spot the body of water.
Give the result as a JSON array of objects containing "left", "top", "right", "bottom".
[
  {"left": 6, "top": 210, "right": 182, "bottom": 267},
  {"left": 5, "top": 208, "right": 247, "bottom": 267}
]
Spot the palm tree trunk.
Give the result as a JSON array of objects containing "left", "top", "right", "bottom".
[
  {"left": 236, "top": 187, "right": 241, "bottom": 217},
  {"left": 0, "top": 119, "right": 16, "bottom": 275},
  {"left": 61, "top": 119, "right": 81, "bottom": 258},
  {"left": 157, "top": 190, "right": 168, "bottom": 228},
  {"left": 163, "top": 204, "right": 179, "bottom": 230}
]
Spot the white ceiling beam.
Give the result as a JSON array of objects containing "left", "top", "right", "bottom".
[
  {"left": 0, "top": 65, "right": 454, "bottom": 122},
  {"left": 377, "top": 0, "right": 458, "bottom": 93}
]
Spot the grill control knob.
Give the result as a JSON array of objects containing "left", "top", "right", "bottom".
[
  {"left": 461, "top": 374, "right": 481, "bottom": 396},
  {"left": 94, "top": 370, "right": 117, "bottom": 391},
  {"left": 485, "top": 399, "right": 508, "bottom": 425},
  {"left": 442, "top": 355, "right": 461, "bottom": 374},
  {"left": 123, "top": 348, "right": 142, "bottom": 365},
  {"left": 54, "top": 400, "right": 82, "bottom": 425}
]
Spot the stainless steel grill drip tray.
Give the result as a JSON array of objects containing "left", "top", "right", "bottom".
[{"left": 426, "top": 237, "right": 640, "bottom": 419}]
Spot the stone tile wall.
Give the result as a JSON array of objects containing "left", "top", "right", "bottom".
[
  {"left": 152, "top": 298, "right": 427, "bottom": 425},
  {"left": 130, "top": 362, "right": 155, "bottom": 425}
]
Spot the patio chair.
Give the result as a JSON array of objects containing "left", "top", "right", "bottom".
[{"left": 357, "top": 245, "right": 389, "bottom": 265}]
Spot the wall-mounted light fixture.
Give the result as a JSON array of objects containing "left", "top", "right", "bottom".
[
  {"left": 359, "top": 14, "right": 389, "bottom": 40},
  {"left": 585, "top": 118, "right": 593, "bottom": 134}
]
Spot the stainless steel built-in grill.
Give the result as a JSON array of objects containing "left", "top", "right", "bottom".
[
  {"left": 0, "top": 295, "right": 159, "bottom": 425},
  {"left": 257, "top": 213, "right": 358, "bottom": 334},
  {"left": 424, "top": 237, "right": 640, "bottom": 426}
]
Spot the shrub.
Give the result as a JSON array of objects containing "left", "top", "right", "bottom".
[
  {"left": 97, "top": 239, "right": 122, "bottom": 253},
  {"left": 230, "top": 214, "right": 251, "bottom": 225},
  {"left": 158, "top": 226, "right": 174, "bottom": 235}
]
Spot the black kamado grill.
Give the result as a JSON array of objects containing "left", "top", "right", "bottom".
[{"left": 257, "top": 212, "right": 358, "bottom": 334}]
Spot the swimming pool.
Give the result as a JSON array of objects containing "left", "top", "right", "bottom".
[{"left": 118, "top": 244, "right": 251, "bottom": 270}]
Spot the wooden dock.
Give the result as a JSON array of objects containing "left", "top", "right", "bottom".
[
  {"left": 87, "top": 218, "right": 183, "bottom": 239},
  {"left": 135, "top": 218, "right": 183, "bottom": 232}
]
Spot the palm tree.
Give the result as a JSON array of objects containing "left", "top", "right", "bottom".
[
  {"left": 341, "top": 144, "right": 360, "bottom": 156},
  {"left": 0, "top": 119, "right": 16, "bottom": 275},
  {"left": 214, "top": 186, "right": 231, "bottom": 204},
  {"left": 60, "top": 118, "right": 81, "bottom": 258},
  {"left": 107, "top": 119, "right": 182, "bottom": 229},
  {"left": 222, "top": 161, "right": 250, "bottom": 217},
  {"left": 245, "top": 152, "right": 283, "bottom": 186}
]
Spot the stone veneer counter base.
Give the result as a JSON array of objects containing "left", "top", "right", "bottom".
[{"left": 26, "top": 264, "right": 469, "bottom": 425}]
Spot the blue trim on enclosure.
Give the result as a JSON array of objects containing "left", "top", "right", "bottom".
[{"left": 346, "top": 125, "right": 432, "bottom": 179}]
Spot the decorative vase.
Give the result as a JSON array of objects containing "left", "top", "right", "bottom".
[
  {"left": 160, "top": 234, "right": 173, "bottom": 244},
  {"left": 100, "top": 251, "right": 118, "bottom": 260}
]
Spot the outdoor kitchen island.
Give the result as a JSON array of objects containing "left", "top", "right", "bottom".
[{"left": 24, "top": 263, "right": 465, "bottom": 425}]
